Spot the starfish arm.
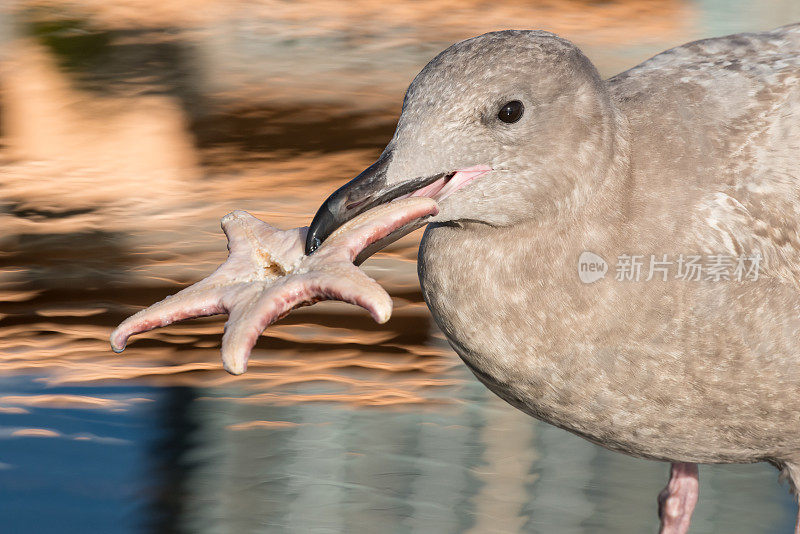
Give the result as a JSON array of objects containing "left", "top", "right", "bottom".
[
  {"left": 307, "top": 267, "right": 393, "bottom": 323},
  {"left": 320, "top": 197, "right": 439, "bottom": 263},
  {"left": 219, "top": 268, "right": 392, "bottom": 375},
  {"left": 220, "top": 283, "right": 275, "bottom": 375},
  {"left": 109, "top": 284, "right": 229, "bottom": 352}
]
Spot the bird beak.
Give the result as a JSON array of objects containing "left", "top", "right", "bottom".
[{"left": 305, "top": 150, "right": 449, "bottom": 255}]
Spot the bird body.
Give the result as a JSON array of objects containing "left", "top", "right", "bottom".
[
  {"left": 301, "top": 24, "right": 800, "bottom": 529},
  {"left": 419, "top": 23, "right": 800, "bottom": 480}
]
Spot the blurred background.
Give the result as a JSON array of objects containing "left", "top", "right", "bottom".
[{"left": 0, "top": 1, "right": 799, "bottom": 532}]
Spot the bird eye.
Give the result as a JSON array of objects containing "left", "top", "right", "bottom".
[{"left": 498, "top": 100, "right": 524, "bottom": 123}]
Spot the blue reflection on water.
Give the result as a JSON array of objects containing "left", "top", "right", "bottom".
[
  {"left": 0, "top": 376, "right": 160, "bottom": 533},
  {"left": 0, "top": 374, "right": 796, "bottom": 533}
]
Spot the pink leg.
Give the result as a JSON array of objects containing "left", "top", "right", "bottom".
[
  {"left": 658, "top": 462, "right": 699, "bottom": 534},
  {"left": 795, "top": 501, "right": 799, "bottom": 534}
]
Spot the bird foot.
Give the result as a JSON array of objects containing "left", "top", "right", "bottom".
[
  {"left": 658, "top": 462, "right": 699, "bottom": 534},
  {"left": 110, "top": 197, "right": 439, "bottom": 374},
  {"left": 796, "top": 504, "right": 800, "bottom": 534}
]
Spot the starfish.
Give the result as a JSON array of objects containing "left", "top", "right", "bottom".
[{"left": 110, "top": 197, "right": 439, "bottom": 374}]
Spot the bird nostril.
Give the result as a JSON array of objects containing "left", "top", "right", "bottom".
[{"left": 346, "top": 198, "right": 368, "bottom": 211}]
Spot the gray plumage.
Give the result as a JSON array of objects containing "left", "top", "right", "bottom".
[
  {"left": 415, "top": 24, "right": 800, "bottom": 472},
  {"left": 303, "top": 23, "right": 800, "bottom": 529},
  {"left": 413, "top": 24, "right": 800, "bottom": 484}
]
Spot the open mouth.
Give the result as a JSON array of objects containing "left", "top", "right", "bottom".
[
  {"left": 306, "top": 162, "right": 491, "bottom": 254},
  {"left": 404, "top": 165, "right": 493, "bottom": 202}
]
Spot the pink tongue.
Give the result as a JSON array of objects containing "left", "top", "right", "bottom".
[
  {"left": 410, "top": 177, "right": 447, "bottom": 198},
  {"left": 409, "top": 165, "right": 492, "bottom": 200},
  {"left": 436, "top": 165, "right": 492, "bottom": 200}
]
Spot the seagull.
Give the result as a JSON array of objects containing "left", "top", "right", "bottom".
[
  {"left": 305, "top": 24, "right": 800, "bottom": 533},
  {"left": 114, "top": 24, "right": 800, "bottom": 533}
]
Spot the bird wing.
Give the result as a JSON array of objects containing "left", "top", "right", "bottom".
[
  {"left": 610, "top": 23, "right": 800, "bottom": 89},
  {"left": 692, "top": 25, "right": 800, "bottom": 288},
  {"left": 694, "top": 189, "right": 800, "bottom": 289},
  {"left": 610, "top": 24, "right": 800, "bottom": 288}
]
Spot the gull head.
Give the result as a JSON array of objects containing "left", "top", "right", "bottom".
[{"left": 307, "top": 29, "right": 621, "bottom": 253}]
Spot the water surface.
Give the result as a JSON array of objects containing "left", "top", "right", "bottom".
[{"left": 1, "top": 1, "right": 799, "bottom": 532}]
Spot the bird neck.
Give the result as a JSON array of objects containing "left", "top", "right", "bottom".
[
  {"left": 534, "top": 94, "right": 632, "bottom": 225},
  {"left": 417, "top": 112, "right": 633, "bottom": 394}
]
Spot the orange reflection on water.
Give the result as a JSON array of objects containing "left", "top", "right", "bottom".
[
  {"left": 10, "top": 428, "right": 61, "bottom": 438},
  {"left": 0, "top": 394, "right": 134, "bottom": 409},
  {"left": 226, "top": 420, "right": 304, "bottom": 431},
  {"left": 0, "top": 0, "right": 700, "bottom": 409},
  {"left": 0, "top": 287, "right": 462, "bottom": 407},
  {"left": 7, "top": 0, "right": 695, "bottom": 46}
]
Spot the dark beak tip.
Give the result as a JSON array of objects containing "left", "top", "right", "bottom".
[
  {"left": 305, "top": 202, "right": 336, "bottom": 254},
  {"left": 306, "top": 150, "right": 401, "bottom": 254},
  {"left": 306, "top": 237, "right": 319, "bottom": 255}
]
